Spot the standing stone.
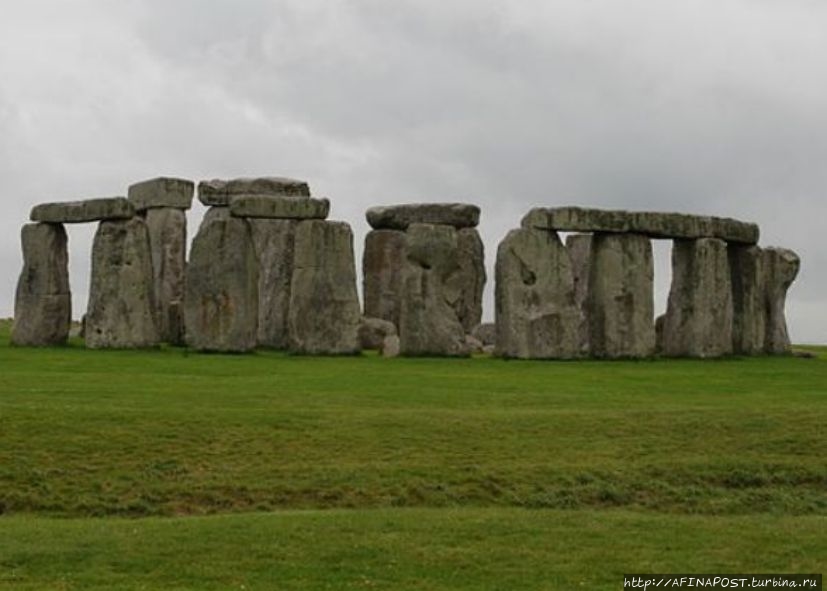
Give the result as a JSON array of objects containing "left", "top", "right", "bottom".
[
  {"left": 565, "top": 234, "right": 593, "bottom": 355},
  {"left": 363, "top": 229, "right": 407, "bottom": 328},
  {"left": 11, "top": 223, "right": 71, "bottom": 346},
  {"left": 455, "top": 228, "right": 486, "bottom": 333},
  {"left": 144, "top": 208, "right": 187, "bottom": 345},
  {"left": 763, "top": 247, "right": 800, "bottom": 355},
  {"left": 729, "top": 245, "right": 766, "bottom": 355},
  {"left": 86, "top": 218, "right": 159, "bottom": 349},
  {"left": 662, "top": 238, "right": 733, "bottom": 358},
  {"left": 250, "top": 219, "right": 297, "bottom": 349},
  {"left": 587, "top": 233, "right": 655, "bottom": 359},
  {"left": 185, "top": 216, "right": 258, "bottom": 352},
  {"left": 400, "top": 223, "right": 468, "bottom": 357},
  {"left": 495, "top": 228, "right": 580, "bottom": 359},
  {"left": 288, "top": 221, "right": 361, "bottom": 355}
]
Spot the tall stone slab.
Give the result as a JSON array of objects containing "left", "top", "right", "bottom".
[
  {"left": 86, "top": 218, "right": 159, "bottom": 349},
  {"left": 662, "top": 238, "right": 733, "bottom": 358},
  {"left": 11, "top": 223, "right": 71, "bottom": 346},
  {"left": 185, "top": 216, "right": 258, "bottom": 352},
  {"left": 763, "top": 247, "right": 800, "bottom": 355},
  {"left": 565, "top": 234, "right": 593, "bottom": 355},
  {"left": 144, "top": 208, "right": 187, "bottom": 345},
  {"left": 587, "top": 233, "right": 655, "bottom": 359},
  {"left": 400, "top": 223, "right": 468, "bottom": 357},
  {"left": 729, "top": 245, "right": 766, "bottom": 355},
  {"left": 288, "top": 221, "right": 361, "bottom": 355},
  {"left": 456, "top": 228, "right": 486, "bottom": 333},
  {"left": 362, "top": 230, "right": 408, "bottom": 328},
  {"left": 495, "top": 228, "right": 580, "bottom": 359},
  {"left": 250, "top": 219, "right": 297, "bottom": 349}
]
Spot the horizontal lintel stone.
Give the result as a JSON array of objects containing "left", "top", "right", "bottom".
[
  {"left": 366, "top": 203, "right": 480, "bottom": 230},
  {"left": 230, "top": 195, "right": 330, "bottom": 220},
  {"left": 198, "top": 177, "right": 311, "bottom": 206},
  {"left": 521, "top": 207, "right": 759, "bottom": 244},
  {"left": 128, "top": 177, "right": 195, "bottom": 211},
  {"left": 30, "top": 197, "right": 135, "bottom": 224}
]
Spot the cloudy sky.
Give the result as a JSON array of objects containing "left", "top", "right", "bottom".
[{"left": 2, "top": 0, "right": 825, "bottom": 342}]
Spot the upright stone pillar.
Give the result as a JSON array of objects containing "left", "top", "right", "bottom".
[
  {"left": 565, "top": 234, "right": 593, "bottom": 355},
  {"left": 495, "top": 228, "right": 580, "bottom": 359},
  {"left": 362, "top": 229, "right": 407, "bottom": 328},
  {"left": 185, "top": 216, "right": 258, "bottom": 352},
  {"left": 729, "top": 244, "right": 766, "bottom": 355},
  {"left": 456, "top": 228, "right": 486, "bottom": 333},
  {"left": 663, "top": 238, "right": 733, "bottom": 358},
  {"left": 399, "top": 223, "right": 468, "bottom": 356},
  {"left": 250, "top": 219, "right": 297, "bottom": 349},
  {"left": 86, "top": 218, "right": 159, "bottom": 348},
  {"left": 11, "top": 223, "right": 71, "bottom": 346},
  {"left": 288, "top": 220, "right": 361, "bottom": 355},
  {"left": 763, "top": 247, "right": 800, "bottom": 354},
  {"left": 587, "top": 233, "right": 655, "bottom": 358},
  {"left": 129, "top": 177, "right": 194, "bottom": 345}
]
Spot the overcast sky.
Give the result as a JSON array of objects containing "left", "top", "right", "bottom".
[{"left": 1, "top": 0, "right": 825, "bottom": 342}]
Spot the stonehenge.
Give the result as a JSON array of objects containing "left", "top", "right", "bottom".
[
  {"left": 362, "top": 203, "right": 486, "bottom": 357},
  {"left": 12, "top": 184, "right": 802, "bottom": 361}
]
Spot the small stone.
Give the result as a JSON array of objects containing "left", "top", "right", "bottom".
[
  {"left": 482, "top": 344, "right": 496, "bottom": 355},
  {"left": 31, "top": 197, "right": 135, "bottom": 224},
  {"left": 230, "top": 195, "right": 329, "bottom": 219},
  {"left": 359, "top": 317, "right": 398, "bottom": 350},
  {"left": 128, "top": 177, "right": 194, "bottom": 211},
  {"left": 86, "top": 218, "right": 159, "bottom": 349},
  {"left": 198, "top": 177, "right": 310, "bottom": 206},
  {"left": 465, "top": 334, "right": 484, "bottom": 354},
  {"left": 367, "top": 203, "right": 480, "bottom": 231},
  {"left": 381, "top": 335, "right": 401, "bottom": 358},
  {"left": 11, "top": 223, "right": 71, "bottom": 346}
]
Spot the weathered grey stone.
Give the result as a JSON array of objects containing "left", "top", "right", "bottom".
[
  {"left": 662, "top": 238, "right": 733, "bottom": 358},
  {"left": 11, "top": 223, "right": 71, "bottom": 346},
  {"left": 86, "top": 218, "right": 159, "bottom": 349},
  {"left": 230, "top": 195, "right": 329, "bottom": 220},
  {"left": 400, "top": 223, "right": 468, "bottom": 357},
  {"left": 522, "top": 207, "right": 759, "bottom": 245},
  {"left": 729, "top": 245, "right": 766, "bottom": 355},
  {"left": 565, "top": 234, "right": 593, "bottom": 355},
  {"left": 288, "top": 221, "right": 361, "bottom": 355},
  {"left": 363, "top": 230, "right": 407, "bottom": 328},
  {"left": 465, "top": 334, "right": 485, "bottom": 354},
  {"left": 250, "top": 219, "right": 297, "bottom": 349},
  {"left": 31, "top": 197, "right": 135, "bottom": 224},
  {"left": 655, "top": 314, "right": 665, "bottom": 354},
  {"left": 199, "top": 206, "right": 230, "bottom": 231},
  {"left": 128, "top": 177, "right": 194, "bottom": 211},
  {"left": 359, "top": 317, "right": 398, "bottom": 350},
  {"left": 763, "top": 247, "right": 800, "bottom": 355},
  {"left": 471, "top": 322, "right": 496, "bottom": 346},
  {"left": 455, "top": 228, "right": 486, "bottom": 332},
  {"left": 587, "top": 233, "right": 655, "bottom": 359},
  {"left": 198, "top": 177, "right": 310, "bottom": 206},
  {"left": 381, "top": 335, "right": 401, "bottom": 358},
  {"left": 185, "top": 216, "right": 258, "bottom": 352},
  {"left": 144, "top": 208, "right": 187, "bottom": 345},
  {"left": 482, "top": 344, "right": 496, "bottom": 355},
  {"left": 367, "top": 203, "right": 480, "bottom": 231},
  {"left": 495, "top": 228, "right": 580, "bottom": 359}
]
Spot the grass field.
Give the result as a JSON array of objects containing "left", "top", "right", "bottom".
[{"left": 1, "top": 319, "right": 825, "bottom": 589}]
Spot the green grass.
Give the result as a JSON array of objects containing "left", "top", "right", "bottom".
[{"left": 1, "top": 319, "right": 825, "bottom": 588}]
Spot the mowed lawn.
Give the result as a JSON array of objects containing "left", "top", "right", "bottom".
[{"left": 1, "top": 320, "right": 825, "bottom": 589}]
